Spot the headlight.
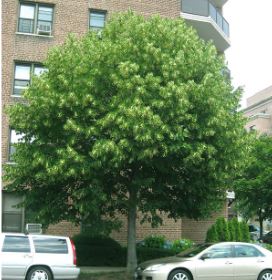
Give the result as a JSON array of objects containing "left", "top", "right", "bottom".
[{"left": 144, "top": 264, "right": 165, "bottom": 272}]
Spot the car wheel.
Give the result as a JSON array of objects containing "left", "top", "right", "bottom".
[
  {"left": 168, "top": 269, "right": 192, "bottom": 280},
  {"left": 258, "top": 270, "right": 272, "bottom": 280},
  {"left": 27, "top": 266, "right": 52, "bottom": 280}
]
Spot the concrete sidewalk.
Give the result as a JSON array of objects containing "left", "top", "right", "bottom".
[{"left": 80, "top": 267, "right": 126, "bottom": 274}]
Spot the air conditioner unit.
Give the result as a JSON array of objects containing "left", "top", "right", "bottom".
[
  {"left": 37, "top": 24, "right": 51, "bottom": 35},
  {"left": 26, "top": 223, "right": 43, "bottom": 234}
]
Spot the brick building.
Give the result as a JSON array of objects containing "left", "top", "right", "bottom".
[
  {"left": 243, "top": 85, "right": 272, "bottom": 135},
  {"left": 2, "top": 0, "right": 230, "bottom": 244}
]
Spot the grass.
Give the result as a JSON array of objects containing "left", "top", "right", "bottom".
[{"left": 78, "top": 272, "right": 133, "bottom": 280}]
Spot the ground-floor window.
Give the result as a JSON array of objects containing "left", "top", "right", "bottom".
[{"left": 2, "top": 193, "right": 24, "bottom": 232}]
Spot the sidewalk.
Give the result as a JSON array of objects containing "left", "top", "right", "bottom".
[{"left": 80, "top": 267, "right": 126, "bottom": 274}]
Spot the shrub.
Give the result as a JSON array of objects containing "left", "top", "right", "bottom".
[
  {"left": 72, "top": 234, "right": 125, "bottom": 266},
  {"left": 228, "top": 219, "right": 235, "bottom": 241},
  {"left": 264, "top": 244, "right": 272, "bottom": 252},
  {"left": 231, "top": 217, "right": 243, "bottom": 241},
  {"left": 137, "top": 247, "right": 175, "bottom": 263},
  {"left": 206, "top": 224, "right": 219, "bottom": 243},
  {"left": 143, "top": 235, "right": 166, "bottom": 249},
  {"left": 215, "top": 217, "right": 230, "bottom": 241},
  {"left": 240, "top": 221, "right": 250, "bottom": 242},
  {"left": 172, "top": 239, "right": 193, "bottom": 254}
]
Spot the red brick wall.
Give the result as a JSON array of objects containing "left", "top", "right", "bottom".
[
  {"left": 90, "top": 0, "right": 180, "bottom": 18},
  {"left": 182, "top": 203, "right": 228, "bottom": 243},
  {"left": 110, "top": 213, "right": 182, "bottom": 245},
  {"left": 45, "top": 221, "right": 80, "bottom": 237}
]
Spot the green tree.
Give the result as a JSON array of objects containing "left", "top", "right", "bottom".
[
  {"left": 240, "top": 221, "right": 250, "bottom": 242},
  {"left": 5, "top": 13, "right": 247, "bottom": 273},
  {"left": 235, "top": 135, "right": 272, "bottom": 238},
  {"left": 231, "top": 217, "right": 242, "bottom": 241},
  {"left": 215, "top": 217, "right": 230, "bottom": 241},
  {"left": 228, "top": 219, "right": 235, "bottom": 241},
  {"left": 206, "top": 225, "right": 219, "bottom": 243}
]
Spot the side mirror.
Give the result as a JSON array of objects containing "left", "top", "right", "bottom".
[{"left": 200, "top": 253, "right": 210, "bottom": 261}]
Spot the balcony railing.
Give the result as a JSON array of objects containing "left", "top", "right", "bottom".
[{"left": 181, "top": 0, "right": 229, "bottom": 37}]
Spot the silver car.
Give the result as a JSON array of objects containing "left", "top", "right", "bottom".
[
  {"left": 0, "top": 233, "right": 80, "bottom": 280},
  {"left": 135, "top": 242, "right": 272, "bottom": 280}
]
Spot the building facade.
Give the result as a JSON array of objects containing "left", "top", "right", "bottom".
[
  {"left": 243, "top": 85, "right": 272, "bottom": 135},
  {"left": 2, "top": 0, "right": 230, "bottom": 243}
]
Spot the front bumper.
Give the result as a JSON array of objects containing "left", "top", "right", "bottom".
[{"left": 134, "top": 270, "right": 168, "bottom": 280}]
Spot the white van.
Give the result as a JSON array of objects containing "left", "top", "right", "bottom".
[{"left": 0, "top": 233, "right": 80, "bottom": 280}]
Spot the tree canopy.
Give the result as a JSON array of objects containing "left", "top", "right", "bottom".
[
  {"left": 5, "top": 12, "right": 247, "bottom": 271},
  {"left": 235, "top": 135, "right": 272, "bottom": 237}
]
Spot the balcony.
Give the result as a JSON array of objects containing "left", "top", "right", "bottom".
[{"left": 181, "top": 0, "right": 230, "bottom": 52}]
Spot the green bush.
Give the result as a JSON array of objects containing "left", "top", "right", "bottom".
[
  {"left": 240, "top": 221, "right": 250, "bottom": 242},
  {"left": 228, "top": 219, "right": 235, "bottom": 241},
  {"left": 143, "top": 235, "right": 166, "bottom": 249},
  {"left": 72, "top": 234, "right": 126, "bottom": 266},
  {"left": 215, "top": 217, "right": 230, "bottom": 241},
  {"left": 205, "top": 224, "right": 219, "bottom": 243},
  {"left": 206, "top": 217, "right": 251, "bottom": 243},
  {"left": 231, "top": 218, "right": 243, "bottom": 241},
  {"left": 137, "top": 247, "right": 175, "bottom": 263},
  {"left": 73, "top": 234, "right": 193, "bottom": 266},
  {"left": 264, "top": 244, "right": 272, "bottom": 252},
  {"left": 172, "top": 239, "right": 193, "bottom": 254}
]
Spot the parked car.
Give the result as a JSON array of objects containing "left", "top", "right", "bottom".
[
  {"left": 249, "top": 224, "right": 269, "bottom": 241},
  {"left": 261, "top": 231, "right": 272, "bottom": 244},
  {"left": 135, "top": 242, "right": 272, "bottom": 280},
  {"left": 0, "top": 233, "right": 80, "bottom": 280}
]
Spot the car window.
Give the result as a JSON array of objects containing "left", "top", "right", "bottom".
[
  {"left": 32, "top": 236, "right": 68, "bottom": 254},
  {"left": 177, "top": 244, "right": 212, "bottom": 257},
  {"left": 2, "top": 235, "right": 31, "bottom": 253},
  {"left": 234, "top": 245, "right": 264, "bottom": 258},
  {"left": 202, "top": 245, "right": 233, "bottom": 259}
]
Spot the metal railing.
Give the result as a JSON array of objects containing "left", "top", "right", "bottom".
[{"left": 181, "top": 0, "right": 229, "bottom": 37}]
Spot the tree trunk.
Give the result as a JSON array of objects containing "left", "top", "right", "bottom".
[
  {"left": 259, "top": 216, "right": 264, "bottom": 239},
  {"left": 126, "top": 186, "right": 137, "bottom": 275}
]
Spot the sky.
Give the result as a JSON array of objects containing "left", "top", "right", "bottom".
[{"left": 224, "top": 0, "right": 272, "bottom": 108}]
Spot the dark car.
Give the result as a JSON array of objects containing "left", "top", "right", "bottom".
[{"left": 261, "top": 231, "right": 272, "bottom": 244}]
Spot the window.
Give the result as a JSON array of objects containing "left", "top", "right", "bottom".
[
  {"left": 13, "top": 63, "right": 47, "bottom": 96},
  {"left": 18, "top": 3, "right": 53, "bottom": 35},
  {"left": 89, "top": 10, "right": 106, "bottom": 31},
  {"left": 33, "top": 237, "right": 68, "bottom": 254},
  {"left": 2, "top": 236, "right": 30, "bottom": 253},
  {"left": 9, "top": 129, "right": 24, "bottom": 161},
  {"left": 234, "top": 245, "right": 264, "bottom": 258},
  {"left": 2, "top": 193, "right": 24, "bottom": 232},
  {"left": 203, "top": 245, "right": 233, "bottom": 259}
]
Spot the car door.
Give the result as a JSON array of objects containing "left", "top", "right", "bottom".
[
  {"left": 195, "top": 244, "right": 234, "bottom": 280},
  {"left": 233, "top": 244, "right": 266, "bottom": 280},
  {"left": 1, "top": 235, "right": 33, "bottom": 280}
]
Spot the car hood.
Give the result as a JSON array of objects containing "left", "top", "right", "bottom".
[{"left": 138, "top": 256, "right": 192, "bottom": 270}]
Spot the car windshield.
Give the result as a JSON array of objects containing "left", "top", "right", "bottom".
[{"left": 177, "top": 244, "right": 212, "bottom": 258}]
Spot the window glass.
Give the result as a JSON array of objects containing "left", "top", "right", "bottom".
[
  {"left": 18, "top": 3, "right": 53, "bottom": 35},
  {"left": 34, "top": 66, "right": 47, "bottom": 76},
  {"left": 2, "top": 236, "right": 31, "bottom": 253},
  {"left": 235, "top": 245, "right": 264, "bottom": 258},
  {"left": 15, "top": 65, "right": 31, "bottom": 80},
  {"left": 203, "top": 245, "right": 233, "bottom": 259},
  {"left": 38, "top": 6, "right": 53, "bottom": 21},
  {"left": 9, "top": 129, "right": 24, "bottom": 160},
  {"left": 33, "top": 237, "right": 68, "bottom": 254},
  {"left": 20, "top": 5, "right": 35, "bottom": 19},
  {"left": 90, "top": 11, "right": 106, "bottom": 29}
]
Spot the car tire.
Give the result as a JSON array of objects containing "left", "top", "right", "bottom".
[
  {"left": 258, "top": 270, "right": 272, "bottom": 280},
  {"left": 26, "top": 266, "right": 52, "bottom": 280},
  {"left": 168, "top": 269, "right": 192, "bottom": 280}
]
